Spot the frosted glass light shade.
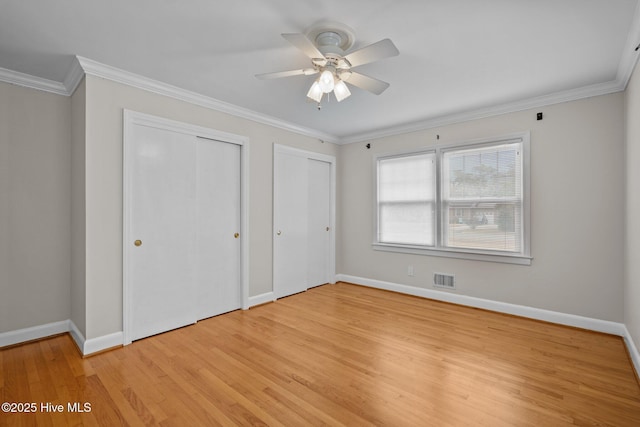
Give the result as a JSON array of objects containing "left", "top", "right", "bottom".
[
  {"left": 333, "top": 80, "right": 351, "bottom": 102},
  {"left": 307, "top": 81, "right": 323, "bottom": 102},
  {"left": 318, "top": 69, "right": 335, "bottom": 93}
]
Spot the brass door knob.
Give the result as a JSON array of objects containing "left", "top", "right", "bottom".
[
  {"left": 234, "top": 233, "right": 240, "bottom": 238},
  {"left": 134, "top": 240, "right": 142, "bottom": 247}
]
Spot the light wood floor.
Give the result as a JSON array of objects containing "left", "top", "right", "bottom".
[{"left": 2, "top": 282, "right": 640, "bottom": 426}]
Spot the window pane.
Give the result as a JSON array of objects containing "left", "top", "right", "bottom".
[
  {"left": 444, "top": 202, "right": 521, "bottom": 252},
  {"left": 378, "top": 153, "right": 435, "bottom": 246},
  {"left": 442, "top": 142, "right": 523, "bottom": 253},
  {"left": 443, "top": 143, "right": 521, "bottom": 200}
]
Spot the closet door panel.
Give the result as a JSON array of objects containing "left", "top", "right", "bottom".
[
  {"left": 196, "top": 139, "right": 242, "bottom": 319},
  {"left": 129, "top": 125, "right": 197, "bottom": 341},
  {"left": 273, "top": 150, "right": 309, "bottom": 298},
  {"left": 307, "top": 159, "right": 332, "bottom": 288}
]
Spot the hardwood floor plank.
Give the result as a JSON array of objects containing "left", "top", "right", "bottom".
[
  {"left": 1, "top": 283, "right": 639, "bottom": 426},
  {"left": 210, "top": 334, "right": 375, "bottom": 425},
  {"left": 121, "top": 387, "right": 159, "bottom": 426}
]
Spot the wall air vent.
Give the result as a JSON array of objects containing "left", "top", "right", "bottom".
[{"left": 433, "top": 273, "right": 455, "bottom": 289}]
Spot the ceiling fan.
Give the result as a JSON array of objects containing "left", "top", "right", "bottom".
[{"left": 256, "top": 22, "right": 399, "bottom": 106}]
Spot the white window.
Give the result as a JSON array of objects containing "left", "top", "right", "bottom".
[{"left": 374, "top": 133, "right": 531, "bottom": 265}]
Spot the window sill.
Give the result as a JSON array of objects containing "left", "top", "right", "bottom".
[{"left": 372, "top": 243, "right": 532, "bottom": 265}]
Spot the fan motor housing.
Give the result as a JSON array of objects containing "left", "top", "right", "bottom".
[{"left": 306, "top": 21, "right": 355, "bottom": 54}]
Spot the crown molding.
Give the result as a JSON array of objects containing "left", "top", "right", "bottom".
[
  {"left": 74, "top": 56, "right": 340, "bottom": 143},
  {"left": 617, "top": 0, "right": 640, "bottom": 88},
  {"left": 339, "top": 79, "right": 627, "bottom": 144},
  {"left": 63, "top": 57, "right": 86, "bottom": 95},
  {"left": 1, "top": 36, "right": 638, "bottom": 146},
  {"left": 73, "top": 50, "right": 633, "bottom": 145},
  {"left": 0, "top": 66, "right": 69, "bottom": 96}
]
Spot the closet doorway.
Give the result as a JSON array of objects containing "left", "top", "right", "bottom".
[
  {"left": 123, "top": 111, "right": 248, "bottom": 344},
  {"left": 273, "top": 145, "right": 335, "bottom": 299}
]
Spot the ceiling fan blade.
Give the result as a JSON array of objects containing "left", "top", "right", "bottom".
[
  {"left": 343, "top": 71, "right": 390, "bottom": 95},
  {"left": 282, "top": 33, "right": 327, "bottom": 65},
  {"left": 255, "top": 68, "right": 318, "bottom": 80},
  {"left": 344, "top": 39, "right": 399, "bottom": 68}
]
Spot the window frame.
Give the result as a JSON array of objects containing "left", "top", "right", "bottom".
[{"left": 373, "top": 132, "right": 531, "bottom": 265}]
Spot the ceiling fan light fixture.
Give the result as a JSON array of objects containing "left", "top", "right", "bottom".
[
  {"left": 333, "top": 79, "right": 351, "bottom": 102},
  {"left": 307, "top": 80, "right": 323, "bottom": 102},
  {"left": 258, "top": 25, "right": 398, "bottom": 107},
  {"left": 318, "top": 68, "right": 335, "bottom": 93}
]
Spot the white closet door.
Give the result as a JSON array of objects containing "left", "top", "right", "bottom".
[
  {"left": 196, "top": 138, "right": 241, "bottom": 319},
  {"left": 308, "top": 159, "right": 332, "bottom": 288},
  {"left": 273, "top": 150, "right": 309, "bottom": 298},
  {"left": 273, "top": 146, "right": 334, "bottom": 299},
  {"left": 129, "top": 125, "right": 197, "bottom": 341}
]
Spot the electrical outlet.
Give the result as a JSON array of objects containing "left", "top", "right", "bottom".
[{"left": 408, "top": 265, "right": 414, "bottom": 276}]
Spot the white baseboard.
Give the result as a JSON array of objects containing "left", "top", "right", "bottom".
[
  {"left": 84, "top": 331, "right": 124, "bottom": 355},
  {"left": 2, "top": 319, "right": 123, "bottom": 356},
  {"left": 0, "top": 320, "right": 70, "bottom": 347},
  {"left": 336, "top": 274, "right": 628, "bottom": 337},
  {"left": 68, "top": 319, "right": 85, "bottom": 352},
  {"left": 68, "top": 320, "right": 123, "bottom": 355},
  {"left": 622, "top": 326, "right": 640, "bottom": 379},
  {"left": 248, "top": 291, "right": 276, "bottom": 308}
]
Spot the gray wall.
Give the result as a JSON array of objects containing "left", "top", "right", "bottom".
[
  {"left": 70, "top": 78, "right": 87, "bottom": 337},
  {"left": 0, "top": 82, "right": 71, "bottom": 332},
  {"left": 625, "top": 62, "right": 640, "bottom": 347},
  {"left": 338, "top": 93, "right": 625, "bottom": 322}
]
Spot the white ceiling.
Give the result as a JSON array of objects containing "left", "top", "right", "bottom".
[{"left": 1, "top": 0, "right": 639, "bottom": 143}]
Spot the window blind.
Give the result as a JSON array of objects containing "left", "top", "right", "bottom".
[
  {"left": 442, "top": 142, "right": 523, "bottom": 252},
  {"left": 377, "top": 152, "right": 435, "bottom": 246}
]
